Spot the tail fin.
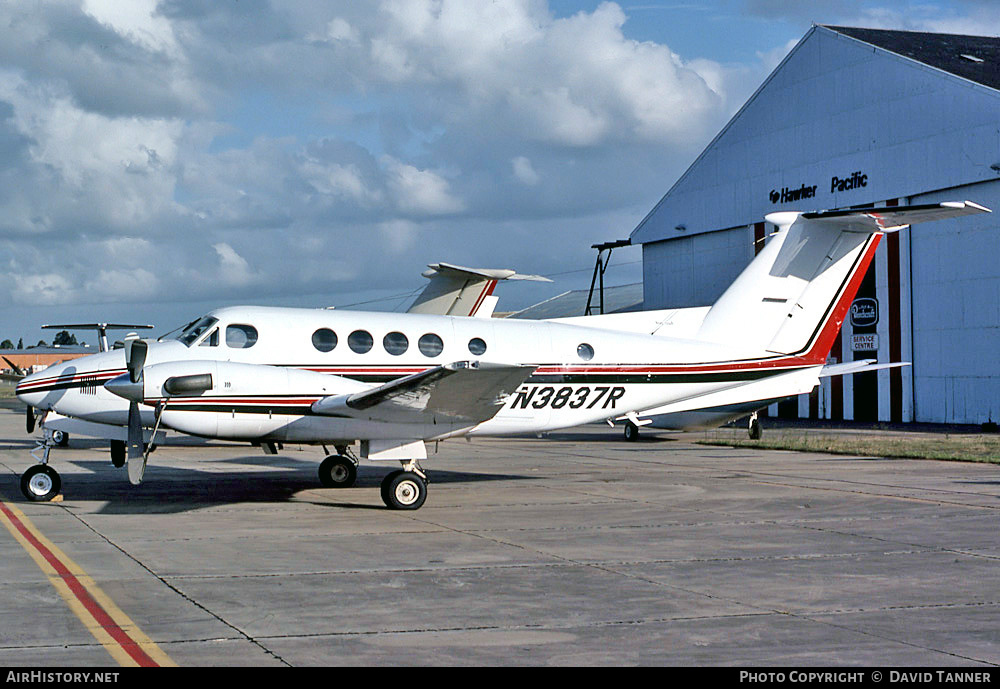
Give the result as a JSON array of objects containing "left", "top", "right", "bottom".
[
  {"left": 695, "top": 201, "right": 990, "bottom": 360},
  {"left": 407, "top": 262, "right": 551, "bottom": 318}
]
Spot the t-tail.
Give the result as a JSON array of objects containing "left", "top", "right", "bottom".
[{"left": 695, "top": 202, "right": 990, "bottom": 362}]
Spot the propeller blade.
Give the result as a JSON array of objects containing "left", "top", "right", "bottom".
[
  {"left": 126, "top": 401, "right": 147, "bottom": 485},
  {"left": 3, "top": 356, "right": 25, "bottom": 377},
  {"left": 126, "top": 340, "right": 148, "bottom": 384}
]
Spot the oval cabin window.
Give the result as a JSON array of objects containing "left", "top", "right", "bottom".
[
  {"left": 348, "top": 330, "right": 374, "bottom": 354},
  {"left": 312, "top": 328, "right": 338, "bottom": 352},
  {"left": 418, "top": 333, "right": 444, "bottom": 357},
  {"left": 383, "top": 331, "right": 409, "bottom": 356}
]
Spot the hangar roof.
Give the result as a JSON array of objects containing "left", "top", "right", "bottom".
[
  {"left": 826, "top": 25, "right": 1000, "bottom": 91},
  {"left": 630, "top": 24, "right": 1000, "bottom": 247}
]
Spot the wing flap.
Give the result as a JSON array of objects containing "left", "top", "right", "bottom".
[{"left": 312, "top": 361, "right": 537, "bottom": 425}]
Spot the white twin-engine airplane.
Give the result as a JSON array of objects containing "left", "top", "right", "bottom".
[{"left": 15, "top": 202, "right": 989, "bottom": 509}]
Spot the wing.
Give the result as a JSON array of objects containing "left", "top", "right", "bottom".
[{"left": 312, "top": 361, "right": 536, "bottom": 425}]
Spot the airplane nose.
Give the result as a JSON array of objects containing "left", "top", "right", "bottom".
[
  {"left": 104, "top": 373, "right": 143, "bottom": 403},
  {"left": 15, "top": 378, "right": 46, "bottom": 409},
  {"left": 15, "top": 365, "right": 60, "bottom": 409}
]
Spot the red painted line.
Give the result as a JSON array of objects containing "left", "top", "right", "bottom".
[
  {"left": 0, "top": 501, "right": 159, "bottom": 667},
  {"left": 802, "top": 233, "right": 883, "bottom": 365},
  {"left": 467, "top": 280, "right": 498, "bottom": 317}
]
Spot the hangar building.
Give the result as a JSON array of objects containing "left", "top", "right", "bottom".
[{"left": 631, "top": 25, "right": 1000, "bottom": 425}]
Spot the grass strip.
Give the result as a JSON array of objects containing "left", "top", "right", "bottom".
[{"left": 695, "top": 429, "right": 1000, "bottom": 464}]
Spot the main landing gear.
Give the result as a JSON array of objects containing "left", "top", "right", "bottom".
[
  {"left": 380, "top": 466, "right": 427, "bottom": 511},
  {"left": 318, "top": 449, "right": 428, "bottom": 510},
  {"left": 318, "top": 453, "right": 358, "bottom": 488},
  {"left": 317, "top": 447, "right": 427, "bottom": 510}
]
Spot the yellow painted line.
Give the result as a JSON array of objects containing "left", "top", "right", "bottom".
[{"left": 0, "top": 498, "right": 176, "bottom": 667}]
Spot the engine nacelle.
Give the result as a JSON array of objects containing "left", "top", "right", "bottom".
[{"left": 105, "top": 361, "right": 370, "bottom": 440}]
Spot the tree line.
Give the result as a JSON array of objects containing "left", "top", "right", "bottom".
[{"left": 1, "top": 331, "right": 85, "bottom": 349}]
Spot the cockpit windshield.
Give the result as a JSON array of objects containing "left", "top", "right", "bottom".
[{"left": 176, "top": 316, "right": 219, "bottom": 347}]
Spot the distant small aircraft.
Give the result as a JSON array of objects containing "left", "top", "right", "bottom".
[{"left": 16, "top": 201, "right": 989, "bottom": 508}]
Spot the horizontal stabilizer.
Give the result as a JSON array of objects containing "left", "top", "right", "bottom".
[
  {"left": 421, "top": 262, "right": 551, "bottom": 283},
  {"left": 312, "top": 361, "right": 537, "bottom": 425},
  {"left": 796, "top": 201, "right": 990, "bottom": 233},
  {"left": 819, "top": 359, "right": 910, "bottom": 377},
  {"left": 42, "top": 323, "right": 155, "bottom": 330}
]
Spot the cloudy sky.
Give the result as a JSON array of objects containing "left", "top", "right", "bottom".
[{"left": 2, "top": 0, "right": 998, "bottom": 346}]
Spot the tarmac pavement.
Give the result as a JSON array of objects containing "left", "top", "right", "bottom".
[{"left": 0, "top": 408, "right": 998, "bottom": 667}]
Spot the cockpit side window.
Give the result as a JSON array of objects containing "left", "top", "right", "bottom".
[
  {"left": 177, "top": 317, "right": 219, "bottom": 347},
  {"left": 199, "top": 328, "right": 219, "bottom": 347},
  {"left": 226, "top": 324, "right": 258, "bottom": 349}
]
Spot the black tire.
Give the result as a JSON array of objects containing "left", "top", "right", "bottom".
[
  {"left": 21, "top": 465, "right": 61, "bottom": 502},
  {"left": 52, "top": 430, "right": 69, "bottom": 447},
  {"left": 624, "top": 421, "right": 640, "bottom": 442},
  {"left": 319, "top": 455, "right": 357, "bottom": 488},
  {"left": 110, "top": 440, "right": 126, "bottom": 468},
  {"left": 749, "top": 418, "right": 762, "bottom": 440},
  {"left": 382, "top": 471, "right": 426, "bottom": 510},
  {"left": 26, "top": 407, "right": 35, "bottom": 434},
  {"left": 380, "top": 470, "right": 402, "bottom": 505}
]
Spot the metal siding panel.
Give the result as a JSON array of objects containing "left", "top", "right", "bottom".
[
  {"left": 632, "top": 28, "right": 1000, "bottom": 246},
  {"left": 910, "top": 181, "right": 1000, "bottom": 424}
]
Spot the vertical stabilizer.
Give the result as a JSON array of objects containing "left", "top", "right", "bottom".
[
  {"left": 408, "top": 263, "right": 551, "bottom": 318},
  {"left": 695, "top": 201, "right": 989, "bottom": 360}
]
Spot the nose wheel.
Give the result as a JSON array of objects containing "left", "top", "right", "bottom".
[{"left": 20, "top": 465, "right": 61, "bottom": 502}]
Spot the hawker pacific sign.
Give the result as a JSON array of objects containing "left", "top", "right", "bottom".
[
  {"left": 769, "top": 171, "right": 869, "bottom": 204},
  {"left": 769, "top": 183, "right": 817, "bottom": 204},
  {"left": 831, "top": 171, "right": 868, "bottom": 193}
]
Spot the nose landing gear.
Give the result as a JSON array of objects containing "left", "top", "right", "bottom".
[
  {"left": 21, "top": 465, "right": 61, "bottom": 502},
  {"left": 20, "top": 431, "right": 62, "bottom": 502}
]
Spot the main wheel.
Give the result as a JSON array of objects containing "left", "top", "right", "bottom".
[
  {"left": 51, "top": 430, "right": 69, "bottom": 447},
  {"left": 319, "top": 455, "right": 357, "bottom": 488},
  {"left": 21, "top": 465, "right": 61, "bottom": 502},
  {"left": 381, "top": 471, "right": 427, "bottom": 510},
  {"left": 748, "top": 416, "right": 762, "bottom": 440},
  {"left": 624, "top": 420, "right": 640, "bottom": 442}
]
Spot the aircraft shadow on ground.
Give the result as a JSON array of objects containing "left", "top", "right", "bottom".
[{"left": 0, "top": 453, "right": 535, "bottom": 515}]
